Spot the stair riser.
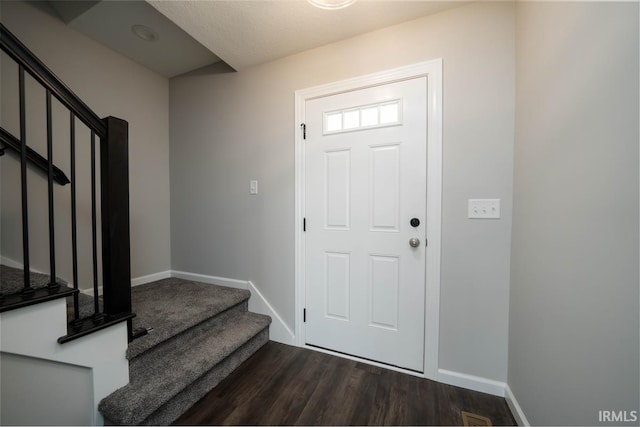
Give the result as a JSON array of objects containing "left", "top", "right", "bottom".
[
  {"left": 125, "top": 279, "right": 251, "bottom": 360},
  {"left": 99, "top": 310, "right": 270, "bottom": 425},
  {"left": 142, "top": 327, "right": 269, "bottom": 426},
  {"left": 129, "top": 300, "right": 248, "bottom": 380},
  {"left": 98, "top": 279, "right": 272, "bottom": 425}
]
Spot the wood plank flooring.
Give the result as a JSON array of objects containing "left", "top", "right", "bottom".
[{"left": 174, "top": 342, "right": 516, "bottom": 426}]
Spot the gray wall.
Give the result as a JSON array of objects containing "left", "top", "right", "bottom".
[
  {"left": 0, "top": 1, "right": 171, "bottom": 287},
  {"left": 170, "top": 1, "right": 515, "bottom": 382},
  {"left": 509, "top": 2, "right": 640, "bottom": 425},
  {"left": 0, "top": 352, "right": 93, "bottom": 425}
]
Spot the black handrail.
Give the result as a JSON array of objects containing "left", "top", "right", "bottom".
[
  {"left": 0, "top": 23, "right": 106, "bottom": 137},
  {"left": 0, "top": 128, "right": 70, "bottom": 185},
  {"left": 0, "top": 22, "right": 134, "bottom": 342}
]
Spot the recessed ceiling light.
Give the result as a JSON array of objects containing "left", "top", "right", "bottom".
[
  {"left": 131, "top": 24, "right": 158, "bottom": 42},
  {"left": 308, "top": 0, "right": 357, "bottom": 10}
]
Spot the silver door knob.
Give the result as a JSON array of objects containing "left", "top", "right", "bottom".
[{"left": 409, "top": 237, "right": 420, "bottom": 248}]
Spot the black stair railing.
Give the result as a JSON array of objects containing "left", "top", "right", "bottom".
[{"left": 0, "top": 22, "right": 135, "bottom": 342}]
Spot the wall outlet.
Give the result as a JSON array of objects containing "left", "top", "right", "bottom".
[
  {"left": 468, "top": 199, "right": 500, "bottom": 219},
  {"left": 250, "top": 180, "right": 258, "bottom": 195}
]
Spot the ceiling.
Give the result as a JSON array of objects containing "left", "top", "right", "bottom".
[
  {"left": 46, "top": 0, "right": 467, "bottom": 77},
  {"left": 47, "top": 0, "right": 221, "bottom": 77}
]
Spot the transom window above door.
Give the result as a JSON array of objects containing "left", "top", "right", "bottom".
[{"left": 323, "top": 99, "right": 402, "bottom": 135}]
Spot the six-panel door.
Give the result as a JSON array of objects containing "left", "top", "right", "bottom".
[{"left": 304, "top": 77, "right": 427, "bottom": 372}]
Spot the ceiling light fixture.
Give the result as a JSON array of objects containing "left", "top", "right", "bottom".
[
  {"left": 308, "top": 0, "right": 357, "bottom": 10},
  {"left": 131, "top": 24, "right": 158, "bottom": 42}
]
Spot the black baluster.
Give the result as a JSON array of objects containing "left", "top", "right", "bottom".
[
  {"left": 19, "top": 65, "right": 33, "bottom": 295},
  {"left": 70, "top": 112, "right": 81, "bottom": 325},
  {"left": 90, "top": 130, "right": 102, "bottom": 319},
  {"left": 46, "top": 90, "right": 59, "bottom": 291}
]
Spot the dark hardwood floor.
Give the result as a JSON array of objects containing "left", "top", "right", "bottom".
[{"left": 174, "top": 342, "right": 516, "bottom": 426}]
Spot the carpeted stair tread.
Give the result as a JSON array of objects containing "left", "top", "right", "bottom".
[
  {"left": 141, "top": 329, "right": 269, "bottom": 426},
  {"left": 127, "top": 278, "right": 251, "bottom": 359},
  {"left": 0, "top": 264, "right": 67, "bottom": 295},
  {"left": 99, "top": 311, "right": 270, "bottom": 426},
  {"left": 128, "top": 301, "right": 249, "bottom": 382}
]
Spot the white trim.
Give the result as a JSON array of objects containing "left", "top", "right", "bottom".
[
  {"left": 83, "top": 270, "right": 172, "bottom": 297},
  {"left": 437, "top": 368, "right": 506, "bottom": 397},
  {"left": 0, "top": 255, "right": 170, "bottom": 294},
  {"left": 82, "top": 286, "right": 102, "bottom": 298},
  {"left": 294, "top": 59, "right": 443, "bottom": 381},
  {"left": 0, "top": 255, "right": 25, "bottom": 269},
  {"left": 424, "top": 59, "right": 443, "bottom": 380},
  {"left": 131, "top": 270, "right": 171, "bottom": 287},
  {"left": 0, "top": 298, "right": 129, "bottom": 425},
  {"left": 247, "top": 280, "right": 295, "bottom": 345},
  {"left": 505, "top": 384, "right": 530, "bottom": 426},
  {"left": 171, "top": 270, "right": 248, "bottom": 290},
  {"left": 170, "top": 270, "right": 295, "bottom": 345}
]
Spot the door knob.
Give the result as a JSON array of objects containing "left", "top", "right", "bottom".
[{"left": 409, "top": 237, "right": 420, "bottom": 248}]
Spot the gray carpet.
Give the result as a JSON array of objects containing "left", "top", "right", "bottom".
[
  {"left": 99, "top": 277, "right": 271, "bottom": 426},
  {"left": 0, "top": 264, "right": 105, "bottom": 324},
  {"left": 101, "top": 310, "right": 270, "bottom": 425},
  {"left": 127, "top": 278, "right": 252, "bottom": 359},
  {"left": 0, "top": 264, "right": 66, "bottom": 295},
  {"left": 142, "top": 328, "right": 269, "bottom": 426}
]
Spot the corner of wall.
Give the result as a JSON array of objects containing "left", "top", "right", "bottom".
[
  {"left": 437, "top": 369, "right": 506, "bottom": 397},
  {"left": 505, "top": 384, "right": 530, "bottom": 426},
  {"left": 246, "top": 280, "right": 295, "bottom": 345}
]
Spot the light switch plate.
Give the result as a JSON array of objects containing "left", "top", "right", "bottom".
[
  {"left": 468, "top": 199, "right": 500, "bottom": 219},
  {"left": 250, "top": 180, "right": 258, "bottom": 195}
]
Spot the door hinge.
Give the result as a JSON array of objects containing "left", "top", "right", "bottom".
[
  {"left": 301, "top": 123, "right": 306, "bottom": 140},
  {"left": 303, "top": 308, "right": 306, "bottom": 322},
  {"left": 303, "top": 217, "right": 306, "bottom": 232}
]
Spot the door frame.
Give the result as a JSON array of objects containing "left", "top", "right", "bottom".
[{"left": 294, "top": 59, "right": 443, "bottom": 380}]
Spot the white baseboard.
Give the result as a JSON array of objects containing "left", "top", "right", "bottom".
[
  {"left": 82, "top": 271, "right": 172, "bottom": 297},
  {"left": 437, "top": 368, "right": 506, "bottom": 397},
  {"left": 246, "top": 280, "right": 295, "bottom": 345},
  {"left": 0, "top": 255, "right": 25, "bottom": 269},
  {"left": 171, "top": 270, "right": 247, "bottom": 290},
  {"left": 1, "top": 255, "right": 169, "bottom": 294},
  {"left": 505, "top": 384, "right": 530, "bottom": 426},
  {"left": 131, "top": 270, "right": 172, "bottom": 287},
  {"left": 170, "top": 270, "right": 296, "bottom": 345},
  {"left": 82, "top": 286, "right": 102, "bottom": 297}
]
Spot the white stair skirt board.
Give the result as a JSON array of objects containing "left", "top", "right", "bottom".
[
  {"left": 0, "top": 255, "right": 49, "bottom": 274},
  {"left": 505, "top": 384, "right": 530, "bottom": 426},
  {"left": 0, "top": 299, "right": 129, "bottom": 425},
  {"left": 437, "top": 369, "right": 507, "bottom": 397},
  {"left": 131, "top": 271, "right": 173, "bottom": 287},
  {"left": 0, "top": 255, "right": 25, "bottom": 269},
  {"left": 82, "top": 271, "right": 173, "bottom": 297},
  {"left": 170, "top": 270, "right": 295, "bottom": 346}
]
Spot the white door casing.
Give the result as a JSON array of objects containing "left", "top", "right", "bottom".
[
  {"left": 294, "top": 59, "right": 442, "bottom": 380},
  {"left": 304, "top": 78, "right": 427, "bottom": 371}
]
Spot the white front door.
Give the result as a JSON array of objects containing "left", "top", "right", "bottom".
[{"left": 304, "top": 77, "right": 427, "bottom": 372}]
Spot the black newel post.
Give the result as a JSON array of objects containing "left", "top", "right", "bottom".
[{"left": 100, "top": 117, "right": 132, "bottom": 318}]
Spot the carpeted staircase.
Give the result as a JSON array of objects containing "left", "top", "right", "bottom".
[
  {"left": 1, "top": 265, "right": 270, "bottom": 425},
  {"left": 99, "top": 278, "right": 271, "bottom": 425}
]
